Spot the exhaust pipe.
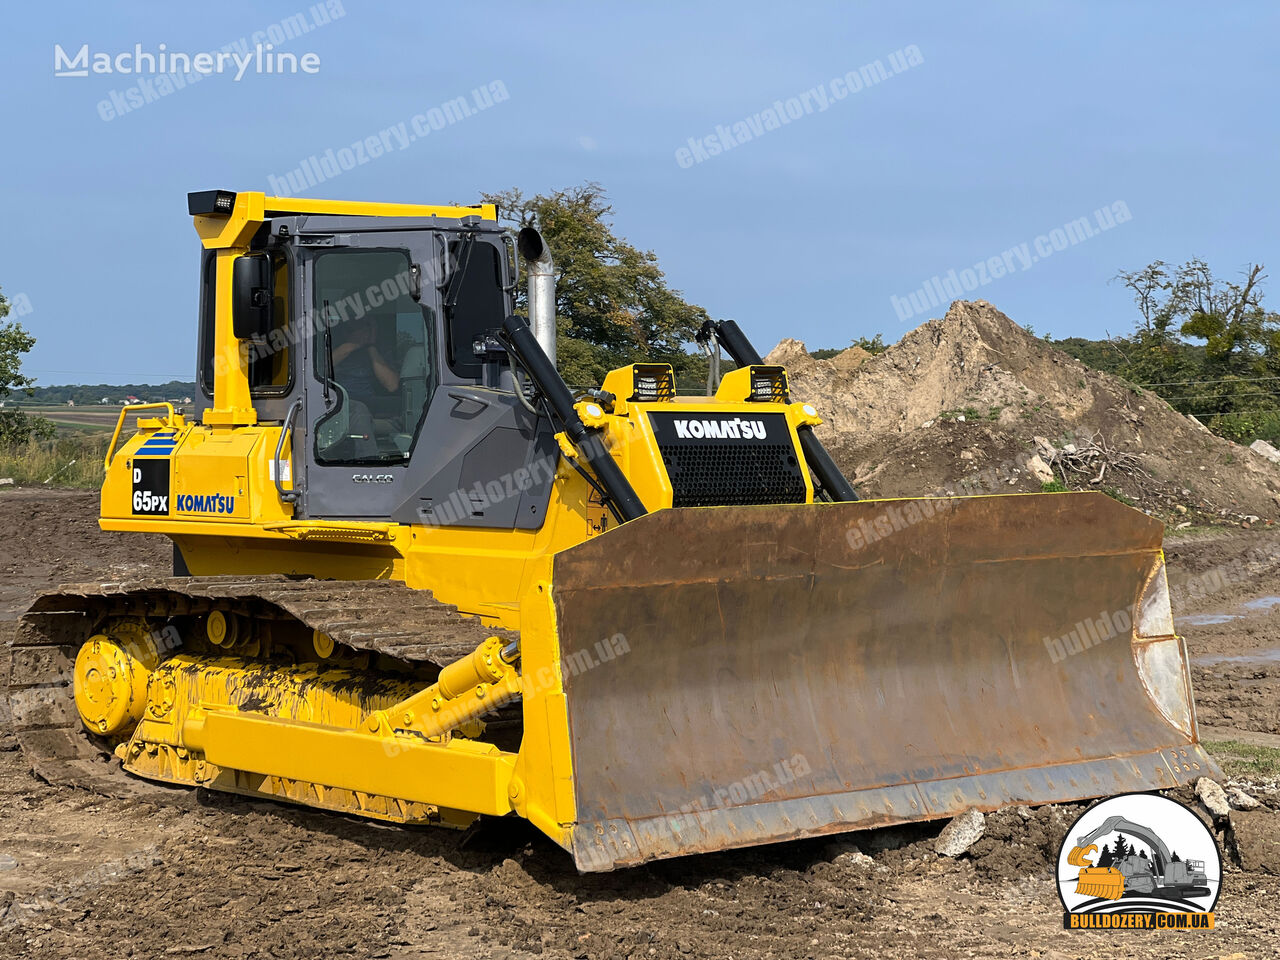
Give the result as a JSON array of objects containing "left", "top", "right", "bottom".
[{"left": 517, "top": 227, "right": 556, "bottom": 368}]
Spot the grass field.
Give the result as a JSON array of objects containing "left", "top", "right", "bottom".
[
  {"left": 1205, "top": 739, "right": 1280, "bottom": 778},
  {"left": 11, "top": 403, "right": 131, "bottom": 433}
]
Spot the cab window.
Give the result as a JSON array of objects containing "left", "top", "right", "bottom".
[
  {"left": 248, "top": 252, "right": 292, "bottom": 393},
  {"left": 312, "top": 248, "right": 437, "bottom": 464},
  {"left": 444, "top": 239, "right": 506, "bottom": 379},
  {"left": 197, "top": 250, "right": 292, "bottom": 396},
  {"left": 198, "top": 251, "right": 215, "bottom": 398}
]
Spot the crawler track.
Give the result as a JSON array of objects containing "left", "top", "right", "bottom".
[{"left": 6, "top": 575, "right": 515, "bottom": 798}]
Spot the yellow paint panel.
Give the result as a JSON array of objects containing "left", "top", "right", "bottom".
[
  {"left": 200, "top": 708, "right": 517, "bottom": 816},
  {"left": 171, "top": 431, "right": 259, "bottom": 522}
]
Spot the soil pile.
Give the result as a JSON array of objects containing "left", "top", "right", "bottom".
[{"left": 770, "top": 300, "right": 1280, "bottom": 521}]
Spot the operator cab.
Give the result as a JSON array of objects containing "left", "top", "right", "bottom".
[{"left": 194, "top": 200, "right": 556, "bottom": 528}]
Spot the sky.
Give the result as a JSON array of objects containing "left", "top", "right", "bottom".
[{"left": 3, "top": 2, "right": 1277, "bottom": 385}]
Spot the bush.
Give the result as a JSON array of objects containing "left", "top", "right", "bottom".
[
  {"left": 1040, "top": 480, "right": 1068, "bottom": 493},
  {"left": 811, "top": 334, "right": 889, "bottom": 360},
  {"left": 0, "top": 433, "right": 108, "bottom": 488},
  {"left": 1207, "top": 410, "right": 1280, "bottom": 446},
  {"left": 0, "top": 407, "right": 55, "bottom": 446}
]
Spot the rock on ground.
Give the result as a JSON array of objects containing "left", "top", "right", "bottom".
[
  {"left": 935, "top": 809, "right": 985, "bottom": 857},
  {"left": 1250, "top": 439, "right": 1280, "bottom": 463},
  {"left": 1228, "top": 787, "right": 1262, "bottom": 811},
  {"left": 1197, "top": 777, "right": 1231, "bottom": 818},
  {"left": 834, "top": 849, "right": 875, "bottom": 869},
  {"left": 1026, "top": 454, "right": 1054, "bottom": 484}
]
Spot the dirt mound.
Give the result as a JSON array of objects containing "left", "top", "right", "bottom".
[
  {"left": 776, "top": 300, "right": 1280, "bottom": 522},
  {"left": 768, "top": 339, "right": 871, "bottom": 379},
  {"left": 966, "top": 804, "right": 1083, "bottom": 882}
]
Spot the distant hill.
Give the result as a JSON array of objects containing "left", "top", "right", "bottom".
[{"left": 21, "top": 381, "right": 197, "bottom": 406}]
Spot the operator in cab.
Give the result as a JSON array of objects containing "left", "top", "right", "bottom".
[{"left": 331, "top": 316, "right": 399, "bottom": 457}]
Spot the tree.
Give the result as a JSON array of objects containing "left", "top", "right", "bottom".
[
  {"left": 1111, "top": 261, "right": 1203, "bottom": 388},
  {"left": 1171, "top": 850, "right": 1181, "bottom": 863},
  {"left": 854, "top": 334, "right": 889, "bottom": 355},
  {"left": 1112, "top": 835, "right": 1130, "bottom": 862},
  {"left": 1178, "top": 263, "right": 1280, "bottom": 373},
  {"left": 1115, "top": 260, "right": 1178, "bottom": 339},
  {"left": 0, "top": 285, "right": 55, "bottom": 446},
  {"left": 482, "top": 183, "right": 711, "bottom": 387},
  {"left": 1108, "top": 259, "right": 1280, "bottom": 439},
  {"left": 810, "top": 334, "right": 892, "bottom": 361},
  {"left": 1096, "top": 842, "right": 1115, "bottom": 868}
]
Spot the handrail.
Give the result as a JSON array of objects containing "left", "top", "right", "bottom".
[
  {"left": 275, "top": 399, "right": 303, "bottom": 504},
  {"left": 104, "top": 402, "right": 177, "bottom": 469}
]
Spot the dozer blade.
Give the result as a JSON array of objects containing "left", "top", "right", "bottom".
[{"left": 550, "top": 492, "right": 1215, "bottom": 871}]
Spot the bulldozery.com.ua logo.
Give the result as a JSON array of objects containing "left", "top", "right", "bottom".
[{"left": 1057, "top": 793, "right": 1221, "bottom": 929}]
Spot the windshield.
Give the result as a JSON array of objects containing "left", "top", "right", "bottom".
[{"left": 310, "top": 248, "right": 436, "bottom": 464}]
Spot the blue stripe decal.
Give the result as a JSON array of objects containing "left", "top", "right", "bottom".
[{"left": 138, "top": 430, "right": 180, "bottom": 457}]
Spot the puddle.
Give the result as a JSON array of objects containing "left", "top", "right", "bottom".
[
  {"left": 1181, "top": 596, "right": 1280, "bottom": 665},
  {"left": 1176, "top": 595, "right": 1280, "bottom": 629},
  {"left": 1179, "top": 613, "right": 1240, "bottom": 627},
  {"left": 1192, "top": 647, "right": 1280, "bottom": 667}
]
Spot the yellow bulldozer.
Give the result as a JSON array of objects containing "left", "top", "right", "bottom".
[{"left": 7, "top": 190, "right": 1215, "bottom": 871}]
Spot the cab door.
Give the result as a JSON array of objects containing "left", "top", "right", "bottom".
[{"left": 298, "top": 239, "right": 440, "bottom": 519}]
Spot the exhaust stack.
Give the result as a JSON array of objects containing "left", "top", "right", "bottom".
[{"left": 517, "top": 227, "right": 556, "bottom": 368}]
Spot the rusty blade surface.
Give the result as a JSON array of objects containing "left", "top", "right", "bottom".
[{"left": 551, "top": 492, "right": 1215, "bottom": 871}]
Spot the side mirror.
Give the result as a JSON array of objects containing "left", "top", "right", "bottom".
[{"left": 232, "top": 253, "right": 273, "bottom": 340}]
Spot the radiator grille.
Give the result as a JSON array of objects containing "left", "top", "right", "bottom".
[{"left": 648, "top": 412, "right": 807, "bottom": 508}]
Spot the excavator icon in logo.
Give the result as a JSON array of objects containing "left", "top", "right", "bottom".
[{"left": 1057, "top": 793, "right": 1221, "bottom": 929}]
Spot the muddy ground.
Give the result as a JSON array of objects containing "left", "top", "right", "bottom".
[{"left": 2, "top": 490, "right": 1279, "bottom": 959}]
